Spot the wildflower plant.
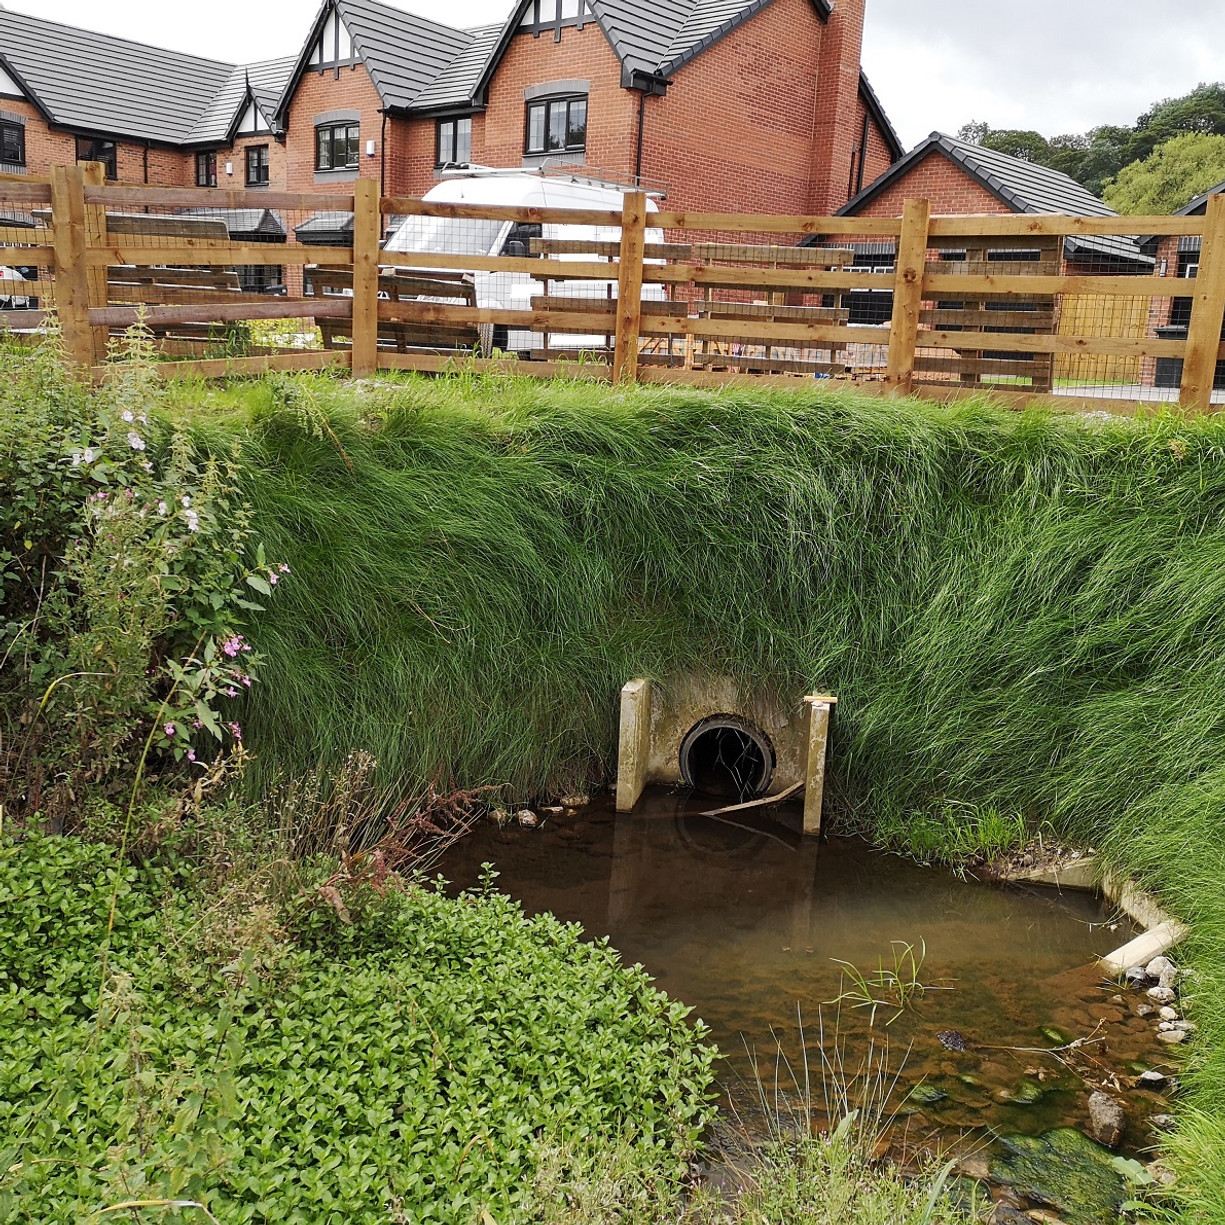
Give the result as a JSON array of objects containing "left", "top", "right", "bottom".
[{"left": 0, "top": 325, "right": 285, "bottom": 812}]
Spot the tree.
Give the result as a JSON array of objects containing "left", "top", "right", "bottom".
[
  {"left": 1102, "top": 132, "right": 1225, "bottom": 215},
  {"left": 955, "top": 83, "right": 1225, "bottom": 199},
  {"left": 979, "top": 129, "right": 1052, "bottom": 163}
]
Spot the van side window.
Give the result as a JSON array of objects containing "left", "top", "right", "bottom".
[{"left": 502, "top": 222, "right": 542, "bottom": 258}]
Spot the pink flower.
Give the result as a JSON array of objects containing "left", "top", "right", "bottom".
[
  {"left": 224, "top": 687, "right": 238, "bottom": 698},
  {"left": 228, "top": 722, "right": 242, "bottom": 741},
  {"left": 186, "top": 749, "right": 196, "bottom": 762},
  {"left": 279, "top": 564, "right": 290, "bottom": 574},
  {"left": 163, "top": 722, "right": 176, "bottom": 738},
  {"left": 241, "top": 675, "right": 253, "bottom": 688},
  {"left": 192, "top": 719, "right": 202, "bottom": 730},
  {"left": 269, "top": 573, "right": 278, "bottom": 586},
  {"left": 221, "top": 636, "right": 243, "bottom": 657}
]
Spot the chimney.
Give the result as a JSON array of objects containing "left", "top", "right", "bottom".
[{"left": 809, "top": 0, "right": 867, "bottom": 215}]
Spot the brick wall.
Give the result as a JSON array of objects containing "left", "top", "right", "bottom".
[
  {"left": 0, "top": 97, "right": 194, "bottom": 185},
  {"left": 640, "top": 0, "right": 825, "bottom": 215},
  {"left": 479, "top": 23, "right": 638, "bottom": 177},
  {"left": 283, "top": 62, "right": 384, "bottom": 193},
  {"left": 853, "top": 97, "right": 896, "bottom": 197},
  {"left": 808, "top": 0, "right": 866, "bottom": 214},
  {"left": 211, "top": 134, "right": 288, "bottom": 191},
  {"left": 851, "top": 151, "right": 1009, "bottom": 217}
]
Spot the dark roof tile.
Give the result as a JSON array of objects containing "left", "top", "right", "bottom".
[{"left": 0, "top": 8, "right": 234, "bottom": 144}]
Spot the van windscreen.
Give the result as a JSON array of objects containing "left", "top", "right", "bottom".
[{"left": 383, "top": 215, "right": 505, "bottom": 257}]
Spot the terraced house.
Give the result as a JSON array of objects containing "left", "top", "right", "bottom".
[{"left": 0, "top": 0, "right": 900, "bottom": 215}]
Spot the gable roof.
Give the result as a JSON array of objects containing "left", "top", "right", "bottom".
[
  {"left": 838, "top": 130, "right": 1150, "bottom": 267},
  {"left": 410, "top": 24, "right": 502, "bottom": 113},
  {"left": 186, "top": 57, "right": 296, "bottom": 145},
  {"left": 278, "top": 0, "right": 481, "bottom": 118},
  {"left": 840, "top": 131, "right": 1118, "bottom": 219},
  {"left": 857, "top": 71, "right": 903, "bottom": 163},
  {"left": 1176, "top": 179, "right": 1225, "bottom": 216},
  {"left": 0, "top": 8, "right": 236, "bottom": 145}
]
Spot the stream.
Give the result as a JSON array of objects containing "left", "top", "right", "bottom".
[{"left": 438, "top": 787, "right": 1181, "bottom": 1221}]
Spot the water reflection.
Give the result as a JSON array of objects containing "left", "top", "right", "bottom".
[{"left": 440, "top": 789, "right": 1173, "bottom": 1148}]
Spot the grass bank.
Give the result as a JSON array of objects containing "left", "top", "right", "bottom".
[
  {"left": 203, "top": 372, "right": 1225, "bottom": 1218},
  {"left": 8, "top": 360, "right": 1225, "bottom": 1218}
]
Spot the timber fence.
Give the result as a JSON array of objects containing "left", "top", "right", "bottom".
[{"left": 3, "top": 162, "right": 1225, "bottom": 413}]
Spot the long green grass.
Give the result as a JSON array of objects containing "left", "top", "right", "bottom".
[{"left": 181, "top": 372, "right": 1225, "bottom": 1217}]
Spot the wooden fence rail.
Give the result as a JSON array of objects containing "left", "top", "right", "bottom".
[{"left": 5, "top": 162, "right": 1225, "bottom": 413}]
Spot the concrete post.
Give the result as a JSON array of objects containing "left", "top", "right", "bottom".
[
  {"left": 616, "top": 678, "right": 653, "bottom": 812},
  {"left": 803, "top": 694, "right": 837, "bottom": 835}
]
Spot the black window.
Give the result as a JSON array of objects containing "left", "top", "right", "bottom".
[
  {"left": 316, "top": 123, "right": 359, "bottom": 171},
  {"left": 435, "top": 117, "right": 472, "bottom": 168},
  {"left": 0, "top": 120, "right": 24, "bottom": 167},
  {"left": 525, "top": 95, "right": 586, "bottom": 154},
  {"left": 76, "top": 136, "right": 117, "bottom": 180},
  {"left": 196, "top": 151, "right": 217, "bottom": 187},
  {"left": 237, "top": 264, "right": 285, "bottom": 294},
  {"left": 246, "top": 145, "right": 270, "bottom": 186}
]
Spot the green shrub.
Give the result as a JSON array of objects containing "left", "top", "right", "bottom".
[
  {"left": 0, "top": 332, "right": 287, "bottom": 818},
  {"left": 0, "top": 833, "right": 716, "bottom": 1223}
]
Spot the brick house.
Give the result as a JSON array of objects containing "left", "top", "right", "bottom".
[
  {"left": 1139, "top": 181, "right": 1225, "bottom": 390},
  {"left": 826, "top": 131, "right": 1153, "bottom": 389},
  {"left": 0, "top": 0, "right": 901, "bottom": 217}
]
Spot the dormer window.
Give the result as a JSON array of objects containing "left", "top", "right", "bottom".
[
  {"left": 525, "top": 94, "right": 586, "bottom": 155},
  {"left": 309, "top": 5, "right": 357, "bottom": 74},
  {"left": 519, "top": 0, "right": 594, "bottom": 39}
]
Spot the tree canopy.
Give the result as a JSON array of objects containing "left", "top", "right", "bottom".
[
  {"left": 958, "top": 82, "right": 1225, "bottom": 202},
  {"left": 1101, "top": 132, "right": 1225, "bottom": 215}
]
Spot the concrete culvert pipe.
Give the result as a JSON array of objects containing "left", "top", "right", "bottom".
[{"left": 678, "top": 714, "right": 775, "bottom": 799}]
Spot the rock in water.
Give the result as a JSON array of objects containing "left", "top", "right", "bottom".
[
  {"left": 1124, "top": 965, "right": 1148, "bottom": 988},
  {"left": 1146, "top": 986, "right": 1177, "bottom": 1005},
  {"left": 516, "top": 809, "right": 539, "bottom": 828},
  {"left": 1088, "top": 1091, "right": 1125, "bottom": 1148},
  {"left": 937, "top": 1028, "right": 969, "bottom": 1051},
  {"left": 990, "top": 1128, "right": 1127, "bottom": 1225}
]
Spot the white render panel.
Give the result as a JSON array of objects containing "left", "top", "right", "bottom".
[{"left": 0, "top": 64, "right": 24, "bottom": 98}]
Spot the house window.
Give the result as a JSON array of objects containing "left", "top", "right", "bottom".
[
  {"left": 236, "top": 264, "right": 284, "bottom": 294},
  {"left": 75, "top": 136, "right": 117, "bottom": 180},
  {"left": 525, "top": 95, "right": 586, "bottom": 154},
  {"left": 245, "top": 144, "right": 270, "bottom": 186},
  {"left": 0, "top": 120, "right": 24, "bottom": 167},
  {"left": 435, "top": 117, "right": 471, "bottom": 167},
  {"left": 316, "top": 122, "right": 359, "bottom": 171},
  {"left": 196, "top": 151, "right": 217, "bottom": 187}
]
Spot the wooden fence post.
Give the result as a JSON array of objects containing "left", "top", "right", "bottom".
[
  {"left": 79, "top": 161, "right": 108, "bottom": 367},
  {"left": 884, "top": 197, "right": 931, "bottom": 396},
  {"left": 49, "top": 164, "right": 94, "bottom": 372},
  {"left": 1180, "top": 192, "right": 1225, "bottom": 412},
  {"left": 613, "top": 190, "right": 647, "bottom": 383},
  {"left": 351, "top": 178, "right": 381, "bottom": 378}
]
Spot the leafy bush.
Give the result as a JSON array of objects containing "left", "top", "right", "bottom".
[
  {"left": 0, "top": 332, "right": 285, "bottom": 818},
  {"left": 0, "top": 833, "right": 716, "bottom": 1223}
]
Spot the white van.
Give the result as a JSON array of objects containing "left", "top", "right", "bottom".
[{"left": 381, "top": 169, "right": 666, "bottom": 357}]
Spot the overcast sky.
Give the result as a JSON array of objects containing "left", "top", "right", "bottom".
[{"left": 12, "top": 0, "right": 1225, "bottom": 150}]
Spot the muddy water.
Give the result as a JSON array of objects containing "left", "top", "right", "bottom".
[{"left": 439, "top": 789, "right": 1178, "bottom": 1155}]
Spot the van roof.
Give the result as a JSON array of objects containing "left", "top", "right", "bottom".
[{"left": 422, "top": 172, "right": 657, "bottom": 210}]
